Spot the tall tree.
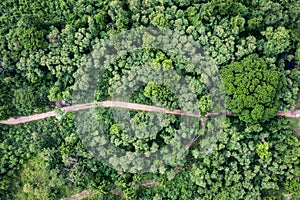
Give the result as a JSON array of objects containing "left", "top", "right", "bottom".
[{"left": 221, "top": 54, "right": 284, "bottom": 123}]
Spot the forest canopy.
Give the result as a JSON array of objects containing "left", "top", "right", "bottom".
[{"left": 0, "top": 0, "right": 299, "bottom": 199}]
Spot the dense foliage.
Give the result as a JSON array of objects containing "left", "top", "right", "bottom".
[
  {"left": 0, "top": 0, "right": 300, "bottom": 199},
  {"left": 221, "top": 54, "right": 285, "bottom": 123}
]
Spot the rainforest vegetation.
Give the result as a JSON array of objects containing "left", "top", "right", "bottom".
[{"left": 0, "top": 0, "right": 300, "bottom": 199}]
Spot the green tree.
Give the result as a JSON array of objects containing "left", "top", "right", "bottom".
[
  {"left": 0, "top": 77, "right": 13, "bottom": 120},
  {"left": 295, "top": 43, "right": 300, "bottom": 62},
  {"left": 48, "top": 86, "right": 63, "bottom": 102},
  {"left": 108, "top": 0, "right": 130, "bottom": 30},
  {"left": 16, "top": 14, "right": 47, "bottom": 51},
  {"left": 256, "top": 141, "right": 271, "bottom": 159},
  {"left": 188, "top": 118, "right": 299, "bottom": 199},
  {"left": 13, "top": 87, "right": 39, "bottom": 116},
  {"left": 221, "top": 54, "right": 283, "bottom": 123},
  {"left": 150, "top": 13, "right": 170, "bottom": 28},
  {"left": 14, "top": 152, "right": 69, "bottom": 200},
  {"left": 260, "top": 26, "right": 290, "bottom": 57},
  {"left": 284, "top": 178, "right": 300, "bottom": 197}
]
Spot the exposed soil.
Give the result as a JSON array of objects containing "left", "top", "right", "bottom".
[
  {"left": 64, "top": 190, "right": 97, "bottom": 200},
  {"left": 284, "top": 194, "right": 293, "bottom": 200},
  {"left": 294, "top": 129, "right": 300, "bottom": 137},
  {"left": 1, "top": 100, "right": 299, "bottom": 125}
]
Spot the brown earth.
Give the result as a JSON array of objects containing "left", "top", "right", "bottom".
[
  {"left": 64, "top": 190, "right": 97, "bottom": 200},
  {"left": 1, "top": 100, "right": 299, "bottom": 125}
]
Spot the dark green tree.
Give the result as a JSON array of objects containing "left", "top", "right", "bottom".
[
  {"left": 14, "top": 152, "right": 70, "bottom": 200},
  {"left": 0, "top": 78, "right": 13, "bottom": 120},
  {"left": 13, "top": 87, "right": 39, "bottom": 116},
  {"left": 16, "top": 14, "right": 47, "bottom": 51},
  {"left": 221, "top": 54, "right": 284, "bottom": 123}
]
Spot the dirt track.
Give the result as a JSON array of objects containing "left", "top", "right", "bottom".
[{"left": 0, "top": 100, "right": 300, "bottom": 125}]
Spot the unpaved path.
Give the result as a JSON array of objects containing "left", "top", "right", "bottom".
[
  {"left": 65, "top": 190, "right": 98, "bottom": 200},
  {"left": 276, "top": 110, "right": 300, "bottom": 118},
  {"left": 0, "top": 100, "right": 300, "bottom": 125}
]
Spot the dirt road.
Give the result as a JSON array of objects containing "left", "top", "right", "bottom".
[{"left": 0, "top": 100, "right": 299, "bottom": 125}]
